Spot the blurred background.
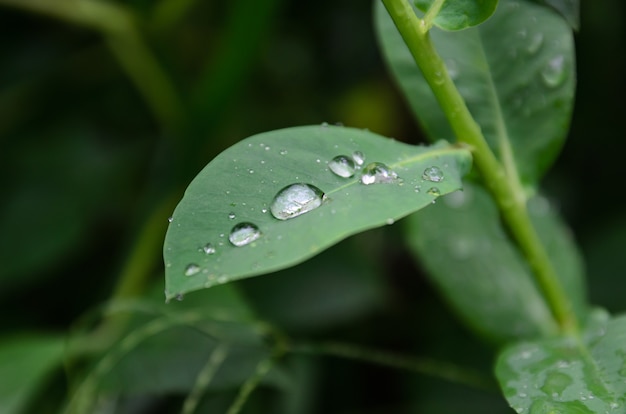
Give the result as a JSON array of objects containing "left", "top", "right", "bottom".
[{"left": 0, "top": 0, "right": 625, "bottom": 413}]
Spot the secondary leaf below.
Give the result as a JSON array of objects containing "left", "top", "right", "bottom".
[
  {"left": 163, "top": 125, "right": 471, "bottom": 300},
  {"left": 496, "top": 309, "right": 626, "bottom": 413}
]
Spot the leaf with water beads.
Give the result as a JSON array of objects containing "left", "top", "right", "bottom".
[
  {"left": 496, "top": 310, "right": 626, "bottom": 414},
  {"left": 163, "top": 125, "right": 471, "bottom": 301}
]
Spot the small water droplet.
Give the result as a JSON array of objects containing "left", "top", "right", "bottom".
[
  {"left": 422, "top": 166, "right": 444, "bottom": 182},
  {"left": 527, "top": 33, "right": 544, "bottom": 54},
  {"left": 229, "top": 222, "right": 262, "bottom": 246},
  {"left": 261, "top": 208, "right": 268, "bottom": 213},
  {"left": 248, "top": 169, "right": 254, "bottom": 174},
  {"left": 279, "top": 149, "right": 288, "bottom": 155},
  {"left": 228, "top": 212, "right": 236, "bottom": 220},
  {"left": 270, "top": 183, "right": 325, "bottom": 220},
  {"left": 321, "top": 122, "right": 329, "bottom": 128},
  {"left": 185, "top": 264, "right": 201, "bottom": 276},
  {"left": 386, "top": 218, "right": 394, "bottom": 225},
  {"left": 541, "top": 55, "right": 567, "bottom": 87},
  {"left": 445, "top": 59, "right": 459, "bottom": 80},
  {"left": 202, "top": 243, "right": 216, "bottom": 254},
  {"left": 176, "top": 293, "right": 184, "bottom": 301},
  {"left": 329, "top": 155, "right": 356, "bottom": 178},
  {"left": 352, "top": 151, "right": 365, "bottom": 166},
  {"left": 414, "top": 185, "right": 421, "bottom": 193},
  {"left": 427, "top": 187, "right": 441, "bottom": 196},
  {"left": 360, "top": 162, "right": 398, "bottom": 185},
  {"left": 167, "top": 216, "right": 173, "bottom": 223}
]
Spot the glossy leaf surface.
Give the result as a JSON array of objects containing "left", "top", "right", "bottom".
[
  {"left": 414, "top": 0, "right": 498, "bottom": 31},
  {"left": 376, "top": 0, "right": 575, "bottom": 186},
  {"left": 405, "top": 182, "right": 587, "bottom": 343},
  {"left": 164, "top": 125, "right": 471, "bottom": 300},
  {"left": 496, "top": 310, "right": 625, "bottom": 413}
]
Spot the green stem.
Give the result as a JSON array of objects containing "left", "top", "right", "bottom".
[
  {"left": 0, "top": 0, "right": 184, "bottom": 129},
  {"left": 381, "top": 0, "right": 578, "bottom": 335},
  {"left": 422, "top": 0, "right": 446, "bottom": 31},
  {"left": 291, "top": 341, "right": 496, "bottom": 391}
]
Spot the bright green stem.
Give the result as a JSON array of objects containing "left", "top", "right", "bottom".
[{"left": 381, "top": 0, "right": 578, "bottom": 335}]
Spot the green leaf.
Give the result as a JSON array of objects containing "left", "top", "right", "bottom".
[
  {"left": 496, "top": 309, "right": 625, "bottom": 413},
  {"left": 0, "top": 334, "right": 64, "bottom": 414},
  {"left": 414, "top": 0, "right": 498, "bottom": 31},
  {"left": 376, "top": 0, "right": 575, "bottom": 186},
  {"left": 405, "top": 181, "right": 587, "bottom": 343},
  {"left": 533, "top": 0, "right": 580, "bottom": 30},
  {"left": 164, "top": 125, "right": 471, "bottom": 300}
]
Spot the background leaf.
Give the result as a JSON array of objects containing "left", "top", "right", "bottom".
[
  {"left": 532, "top": 0, "right": 580, "bottom": 30},
  {"left": 164, "top": 125, "right": 471, "bottom": 300},
  {"left": 0, "top": 334, "right": 64, "bottom": 414},
  {"left": 414, "top": 0, "right": 498, "bottom": 31},
  {"left": 496, "top": 309, "right": 625, "bottom": 413},
  {"left": 376, "top": 0, "right": 575, "bottom": 187},
  {"left": 405, "top": 181, "right": 587, "bottom": 343}
]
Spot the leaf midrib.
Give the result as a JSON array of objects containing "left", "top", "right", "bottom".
[
  {"left": 326, "top": 146, "right": 469, "bottom": 196},
  {"left": 475, "top": 27, "right": 525, "bottom": 201}
]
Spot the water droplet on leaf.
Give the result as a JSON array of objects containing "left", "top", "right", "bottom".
[
  {"left": 228, "top": 212, "right": 236, "bottom": 220},
  {"left": 427, "top": 187, "right": 441, "bottom": 197},
  {"left": 541, "top": 55, "right": 567, "bottom": 87},
  {"left": 202, "top": 243, "right": 216, "bottom": 254},
  {"left": 527, "top": 33, "right": 543, "bottom": 54},
  {"left": 185, "top": 264, "right": 201, "bottom": 276},
  {"left": 360, "top": 162, "right": 398, "bottom": 185},
  {"left": 279, "top": 149, "right": 288, "bottom": 155},
  {"left": 270, "top": 183, "right": 325, "bottom": 220},
  {"left": 229, "top": 222, "right": 262, "bottom": 246},
  {"left": 422, "top": 166, "right": 444, "bottom": 182},
  {"left": 352, "top": 151, "right": 365, "bottom": 166},
  {"left": 329, "top": 155, "right": 356, "bottom": 178},
  {"left": 167, "top": 216, "right": 173, "bottom": 223}
]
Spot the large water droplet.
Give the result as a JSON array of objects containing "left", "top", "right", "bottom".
[
  {"left": 352, "top": 151, "right": 365, "bottom": 166},
  {"left": 541, "top": 55, "right": 567, "bottom": 88},
  {"left": 527, "top": 33, "right": 544, "bottom": 54},
  {"left": 185, "top": 264, "right": 201, "bottom": 276},
  {"left": 229, "top": 222, "right": 262, "bottom": 246},
  {"left": 360, "top": 162, "right": 398, "bottom": 185},
  {"left": 270, "top": 183, "right": 325, "bottom": 220},
  {"left": 328, "top": 155, "right": 356, "bottom": 178},
  {"left": 422, "top": 166, "right": 444, "bottom": 182}
]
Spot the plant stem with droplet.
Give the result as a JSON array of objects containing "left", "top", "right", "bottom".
[{"left": 380, "top": 0, "right": 579, "bottom": 336}]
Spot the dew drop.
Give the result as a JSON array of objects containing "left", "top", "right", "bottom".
[
  {"left": 427, "top": 187, "right": 441, "bottom": 197},
  {"left": 261, "top": 208, "right": 268, "bottom": 213},
  {"left": 248, "top": 169, "right": 254, "bottom": 174},
  {"left": 414, "top": 185, "right": 421, "bottom": 193},
  {"left": 360, "top": 162, "right": 398, "bottom": 185},
  {"left": 527, "top": 33, "right": 544, "bottom": 54},
  {"left": 176, "top": 293, "right": 184, "bottom": 301},
  {"left": 352, "top": 151, "right": 365, "bottom": 166},
  {"left": 228, "top": 212, "right": 236, "bottom": 220},
  {"left": 270, "top": 183, "right": 325, "bottom": 220},
  {"left": 167, "top": 216, "right": 173, "bottom": 223},
  {"left": 541, "top": 55, "right": 567, "bottom": 88},
  {"left": 229, "top": 222, "right": 262, "bottom": 246},
  {"left": 329, "top": 155, "right": 356, "bottom": 178},
  {"left": 422, "top": 166, "right": 444, "bottom": 182},
  {"left": 185, "top": 263, "right": 201, "bottom": 276},
  {"left": 445, "top": 58, "right": 459, "bottom": 80},
  {"left": 202, "top": 243, "right": 216, "bottom": 255},
  {"left": 279, "top": 149, "right": 288, "bottom": 155}
]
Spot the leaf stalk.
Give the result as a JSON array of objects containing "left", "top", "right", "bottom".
[{"left": 380, "top": 0, "right": 578, "bottom": 336}]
